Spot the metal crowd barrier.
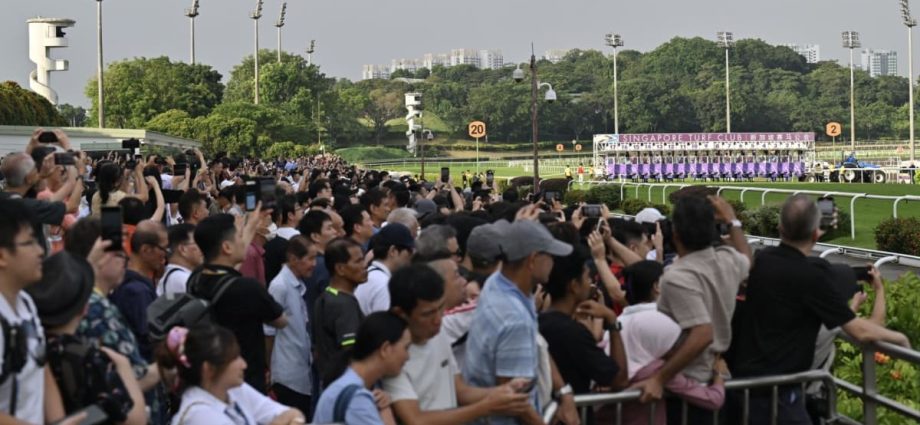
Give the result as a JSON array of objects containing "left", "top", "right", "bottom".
[{"left": 542, "top": 338, "right": 920, "bottom": 424}]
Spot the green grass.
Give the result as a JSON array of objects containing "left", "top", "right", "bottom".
[{"left": 581, "top": 181, "right": 920, "bottom": 250}]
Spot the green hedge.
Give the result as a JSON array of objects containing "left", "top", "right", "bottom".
[
  {"left": 875, "top": 217, "right": 920, "bottom": 256},
  {"left": 585, "top": 185, "right": 622, "bottom": 210},
  {"left": 738, "top": 204, "right": 851, "bottom": 242}
]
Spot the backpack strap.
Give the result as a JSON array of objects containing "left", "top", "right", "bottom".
[
  {"left": 209, "top": 274, "right": 238, "bottom": 307},
  {"left": 333, "top": 384, "right": 362, "bottom": 423},
  {"left": 176, "top": 401, "right": 208, "bottom": 425},
  {"left": 159, "top": 267, "right": 184, "bottom": 295}
]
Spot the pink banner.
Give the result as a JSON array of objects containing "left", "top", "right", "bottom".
[{"left": 611, "top": 132, "right": 815, "bottom": 143}]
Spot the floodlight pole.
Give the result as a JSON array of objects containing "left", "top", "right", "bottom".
[
  {"left": 96, "top": 0, "right": 105, "bottom": 127},
  {"left": 717, "top": 32, "right": 734, "bottom": 133},
  {"left": 306, "top": 40, "right": 316, "bottom": 66},
  {"left": 605, "top": 33, "right": 624, "bottom": 134},
  {"left": 843, "top": 31, "right": 860, "bottom": 151},
  {"left": 275, "top": 2, "right": 286, "bottom": 64},
  {"left": 251, "top": 0, "right": 263, "bottom": 105},
  {"left": 185, "top": 0, "right": 199, "bottom": 64},
  {"left": 903, "top": 0, "right": 917, "bottom": 162}
]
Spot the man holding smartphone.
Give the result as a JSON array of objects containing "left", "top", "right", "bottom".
[{"left": 727, "top": 195, "right": 909, "bottom": 424}]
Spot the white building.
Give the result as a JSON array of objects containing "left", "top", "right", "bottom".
[
  {"left": 780, "top": 44, "right": 820, "bottom": 64},
  {"left": 450, "top": 49, "right": 481, "bottom": 67},
  {"left": 390, "top": 58, "right": 422, "bottom": 73},
  {"left": 543, "top": 48, "right": 572, "bottom": 64},
  {"left": 423, "top": 53, "right": 450, "bottom": 69},
  {"left": 860, "top": 49, "right": 898, "bottom": 77},
  {"left": 478, "top": 49, "right": 504, "bottom": 70},
  {"left": 362, "top": 64, "right": 391, "bottom": 80}
]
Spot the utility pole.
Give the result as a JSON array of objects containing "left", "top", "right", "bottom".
[
  {"left": 717, "top": 32, "right": 735, "bottom": 133},
  {"left": 275, "top": 2, "right": 286, "bottom": 64},
  {"left": 604, "top": 34, "right": 624, "bottom": 134},
  {"left": 185, "top": 0, "right": 200, "bottom": 64},
  {"left": 902, "top": 0, "right": 917, "bottom": 163},
  {"left": 251, "top": 0, "right": 263, "bottom": 104},
  {"left": 842, "top": 31, "right": 861, "bottom": 151}
]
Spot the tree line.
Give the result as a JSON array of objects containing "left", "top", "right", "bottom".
[{"left": 3, "top": 36, "right": 916, "bottom": 157}]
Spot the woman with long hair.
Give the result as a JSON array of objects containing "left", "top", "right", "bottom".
[
  {"left": 91, "top": 160, "right": 148, "bottom": 217},
  {"left": 155, "top": 326, "right": 304, "bottom": 425},
  {"left": 313, "top": 311, "right": 410, "bottom": 425}
]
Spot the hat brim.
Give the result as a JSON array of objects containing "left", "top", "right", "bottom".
[{"left": 542, "top": 240, "right": 574, "bottom": 257}]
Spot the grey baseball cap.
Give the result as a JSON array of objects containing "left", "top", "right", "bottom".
[
  {"left": 500, "top": 220, "right": 573, "bottom": 262},
  {"left": 467, "top": 222, "right": 507, "bottom": 263}
]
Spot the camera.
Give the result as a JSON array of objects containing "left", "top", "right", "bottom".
[
  {"left": 583, "top": 204, "right": 602, "bottom": 218},
  {"left": 817, "top": 196, "right": 837, "bottom": 230}
]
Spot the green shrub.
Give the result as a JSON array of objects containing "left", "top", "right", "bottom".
[
  {"left": 875, "top": 217, "right": 920, "bottom": 255},
  {"left": 739, "top": 205, "right": 781, "bottom": 238},
  {"left": 652, "top": 203, "right": 671, "bottom": 216},
  {"left": 820, "top": 209, "right": 851, "bottom": 242},
  {"left": 727, "top": 199, "right": 747, "bottom": 215},
  {"left": 564, "top": 190, "right": 588, "bottom": 205},
  {"left": 834, "top": 272, "right": 920, "bottom": 423},
  {"left": 621, "top": 198, "right": 651, "bottom": 216},
  {"left": 585, "top": 185, "right": 622, "bottom": 210}
]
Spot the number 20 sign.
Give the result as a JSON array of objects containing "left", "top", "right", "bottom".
[{"left": 468, "top": 121, "right": 487, "bottom": 139}]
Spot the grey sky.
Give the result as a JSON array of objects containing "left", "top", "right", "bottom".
[{"left": 0, "top": 0, "right": 909, "bottom": 108}]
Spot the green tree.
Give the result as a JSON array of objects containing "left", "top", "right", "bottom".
[
  {"left": 84, "top": 57, "right": 223, "bottom": 128},
  {"left": 0, "top": 81, "right": 67, "bottom": 126},
  {"left": 57, "top": 103, "right": 87, "bottom": 127}
]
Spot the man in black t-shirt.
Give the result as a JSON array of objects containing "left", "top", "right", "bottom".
[
  {"left": 539, "top": 245, "right": 627, "bottom": 396},
  {"left": 188, "top": 213, "right": 287, "bottom": 394},
  {"left": 312, "top": 237, "right": 368, "bottom": 384},
  {"left": 728, "top": 195, "right": 909, "bottom": 424}
]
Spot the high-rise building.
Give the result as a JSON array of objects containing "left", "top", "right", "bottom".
[
  {"left": 423, "top": 53, "right": 450, "bottom": 69},
  {"left": 479, "top": 49, "right": 504, "bottom": 70},
  {"left": 362, "top": 64, "right": 391, "bottom": 80},
  {"left": 780, "top": 44, "right": 821, "bottom": 64},
  {"left": 390, "top": 58, "right": 421, "bottom": 73},
  {"left": 860, "top": 49, "right": 898, "bottom": 77},
  {"left": 543, "top": 48, "right": 572, "bottom": 64},
  {"left": 450, "top": 49, "right": 481, "bottom": 67}
]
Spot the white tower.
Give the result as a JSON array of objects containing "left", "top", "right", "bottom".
[
  {"left": 28, "top": 18, "right": 75, "bottom": 106},
  {"left": 405, "top": 93, "right": 422, "bottom": 155}
]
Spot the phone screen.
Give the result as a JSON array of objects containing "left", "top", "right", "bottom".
[
  {"left": 543, "top": 191, "right": 559, "bottom": 204},
  {"left": 54, "top": 152, "right": 75, "bottom": 166},
  {"left": 100, "top": 207, "right": 123, "bottom": 252},
  {"left": 260, "top": 178, "right": 277, "bottom": 210},
  {"left": 440, "top": 167, "right": 450, "bottom": 183},
  {"left": 486, "top": 170, "right": 494, "bottom": 186},
  {"left": 852, "top": 266, "right": 871, "bottom": 282},
  {"left": 583, "top": 204, "right": 602, "bottom": 218},
  {"left": 38, "top": 131, "right": 58, "bottom": 144}
]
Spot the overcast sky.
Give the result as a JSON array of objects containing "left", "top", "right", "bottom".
[{"left": 0, "top": 0, "right": 910, "bottom": 108}]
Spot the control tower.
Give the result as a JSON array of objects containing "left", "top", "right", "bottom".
[{"left": 28, "top": 18, "right": 75, "bottom": 106}]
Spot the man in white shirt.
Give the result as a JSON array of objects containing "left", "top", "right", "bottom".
[
  {"left": 157, "top": 223, "right": 203, "bottom": 296},
  {"left": 0, "top": 199, "right": 49, "bottom": 424},
  {"left": 354, "top": 223, "right": 415, "bottom": 315},
  {"left": 383, "top": 264, "right": 531, "bottom": 425}
]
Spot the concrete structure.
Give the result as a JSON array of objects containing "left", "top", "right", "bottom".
[
  {"left": 423, "top": 53, "right": 450, "bottom": 69},
  {"left": 478, "top": 49, "right": 504, "bottom": 69},
  {"left": 362, "top": 64, "right": 391, "bottom": 80},
  {"left": 0, "top": 125, "right": 201, "bottom": 157},
  {"left": 543, "top": 48, "right": 572, "bottom": 64},
  {"left": 27, "top": 18, "right": 75, "bottom": 106},
  {"left": 390, "top": 58, "right": 422, "bottom": 73},
  {"left": 404, "top": 93, "right": 422, "bottom": 154},
  {"left": 861, "top": 49, "right": 899, "bottom": 77},
  {"left": 450, "top": 48, "right": 481, "bottom": 67},
  {"left": 781, "top": 43, "right": 821, "bottom": 64}
]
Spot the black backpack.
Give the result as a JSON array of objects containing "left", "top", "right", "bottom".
[{"left": 146, "top": 272, "right": 236, "bottom": 342}]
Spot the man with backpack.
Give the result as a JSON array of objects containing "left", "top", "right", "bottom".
[
  {"left": 187, "top": 212, "right": 288, "bottom": 394},
  {"left": 157, "top": 223, "right": 202, "bottom": 297}
]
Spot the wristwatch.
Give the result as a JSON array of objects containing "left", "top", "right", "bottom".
[
  {"left": 730, "top": 219, "right": 743, "bottom": 229},
  {"left": 604, "top": 319, "right": 622, "bottom": 332},
  {"left": 555, "top": 384, "right": 573, "bottom": 399}
]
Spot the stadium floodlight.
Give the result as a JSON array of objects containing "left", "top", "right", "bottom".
[
  {"left": 842, "top": 31, "right": 860, "bottom": 150},
  {"left": 717, "top": 32, "right": 734, "bottom": 133},
  {"left": 604, "top": 33, "right": 624, "bottom": 133}
]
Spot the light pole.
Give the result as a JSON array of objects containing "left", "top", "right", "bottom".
[
  {"left": 843, "top": 31, "right": 861, "bottom": 151},
  {"left": 275, "top": 2, "right": 286, "bottom": 64},
  {"left": 251, "top": 0, "right": 263, "bottom": 105},
  {"left": 306, "top": 40, "right": 315, "bottom": 66},
  {"left": 185, "top": 0, "right": 199, "bottom": 64},
  {"left": 902, "top": 0, "right": 917, "bottom": 163},
  {"left": 512, "top": 46, "right": 557, "bottom": 188},
  {"left": 604, "top": 33, "right": 623, "bottom": 134},
  {"left": 717, "top": 32, "right": 734, "bottom": 133},
  {"left": 95, "top": 0, "right": 105, "bottom": 127}
]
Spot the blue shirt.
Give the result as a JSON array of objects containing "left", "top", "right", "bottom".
[
  {"left": 462, "top": 271, "right": 540, "bottom": 425},
  {"left": 109, "top": 269, "right": 157, "bottom": 361},
  {"left": 265, "top": 265, "right": 313, "bottom": 395},
  {"left": 313, "top": 368, "right": 382, "bottom": 425}
]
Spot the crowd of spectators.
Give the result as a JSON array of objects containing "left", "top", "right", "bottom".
[{"left": 0, "top": 127, "right": 911, "bottom": 425}]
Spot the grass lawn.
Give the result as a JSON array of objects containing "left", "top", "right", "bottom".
[{"left": 575, "top": 181, "right": 920, "bottom": 250}]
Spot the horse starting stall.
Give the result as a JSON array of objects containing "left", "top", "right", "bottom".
[{"left": 592, "top": 132, "right": 815, "bottom": 182}]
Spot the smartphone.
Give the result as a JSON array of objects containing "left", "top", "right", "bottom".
[
  {"left": 852, "top": 266, "right": 872, "bottom": 282},
  {"left": 486, "top": 169, "right": 494, "bottom": 186},
  {"left": 583, "top": 204, "right": 602, "bottom": 219},
  {"left": 100, "top": 207, "right": 123, "bottom": 252},
  {"left": 122, "top": 138, "right": 140, "bottom": 149},
  {"left": 543, "top": 191, "right": 560, "bottom": 204},
  {"left": 54, "top": 152, "right": 75, "bottom": 166},
  {"left": 440, "top": 167, "right": 450, "bottom": 184},
  {"left": 817, "top": 197, "right": 836, "bottom": 230},
  {"left": 259, "top": 178, "right": 277, "bottom": 210},
  {"left": 173, "top": 163, "right": 187, "bottom": 176},
  {"left": 243, "top": 181, "right": 258, "bottom": 212},
  {"left": 38, "top": 131, "right": 58, "bottom": 144}
]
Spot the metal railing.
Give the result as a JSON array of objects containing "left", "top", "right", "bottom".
[
  {"left": 571, "top": 181, "right": 920, "bottom": 240},
  {"left": 541, "top": 340, "right": 920, "bottom": 425}
]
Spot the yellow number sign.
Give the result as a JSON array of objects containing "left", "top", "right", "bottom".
[
  {"left": 826, "top": 122, "right": 842, "bottom": 137},
  {"left": 556, "top": 144, "right": 565, "bottom": 152},
  {"left": 468, "top": 121, "right": 487, "bottom": 139}
]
